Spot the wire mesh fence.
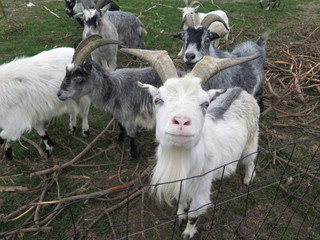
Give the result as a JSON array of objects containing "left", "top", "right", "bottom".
[{"left": 1, "top": 136, "right": 319, "bottom": 240}]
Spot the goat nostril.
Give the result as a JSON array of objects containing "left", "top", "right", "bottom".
[
  {"left": 172, "top": 117, "right": 192, "bottom": 126},
  {"left": 186, "top": 53, "right": 195, "bottom": 60},
  {"left": 184, "top": 120, "right": 191, "bottom": 126}
]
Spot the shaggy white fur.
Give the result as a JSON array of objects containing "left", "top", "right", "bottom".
[{"left": 0, "top": 47, "right": 90, "bottom": 156}]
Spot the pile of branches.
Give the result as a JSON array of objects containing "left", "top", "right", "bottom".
[{"left": 262, "top": 24, "right": 320, "bottom": 135}]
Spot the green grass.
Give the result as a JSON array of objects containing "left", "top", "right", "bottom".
[{"left": 0, "top": 0, "right": 319, "bottom": 239}]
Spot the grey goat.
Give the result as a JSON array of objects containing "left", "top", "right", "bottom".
[
  {"left": 75, "top": 0, "right": 146, "bottom": 49},
  {"left": 174, "top": 14, "right": 268, "bottom": 112},
  {"left": 57, "top": 37, "right": 184, "bottom": 159}
]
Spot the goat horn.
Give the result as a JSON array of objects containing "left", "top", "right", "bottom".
[
  {"left": 95, "top": 0, "right": 110, "bottom": 11},
  {"left": 200, "top": 13, "right": 229, "bottom": 31},
  {"left": 189, "top": 1, "right": 203, "bottom": 7},
  {"left": 73, "top": 39, "right": 124, "bottom": 66},
  {"left": 182, "top": 0, "right": 189, "bottom": 7},
  {"left": 120, "top": 48, "right": 178, "bottom": 83},
  {"left": 183, "top": 13, "right": 195, "bottom": 27},
  {"left": 81, "top": 0, "right": 89, "bottom": 10},
  {"left": 73, "top": 35, "right": 103, "bottom": 63},
  {"left": 188, "top": 55, "right": 261, "bottom": 86}
]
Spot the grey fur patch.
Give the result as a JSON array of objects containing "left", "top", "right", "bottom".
[{"left": 207, "top": 87, "right": 242, "bottom": 120}]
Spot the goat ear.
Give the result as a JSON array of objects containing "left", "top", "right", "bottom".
[
  {"left": 174, "top": 32, "right": 185, "bottom": 41},
  {"left": 207, "top": 88, "right": 227, "bottom": 101},
  {"left": 83, "top": 61, "right": 92, "bottom": 75},
  {"left": 137, "top": 81, "right": 158, "bottom": 97},
  {"left": 178, "top": 7, "right": 184, "bottom": 12},
  {"left": 74, "top": 12, "right": 84, "bottom": 19},
  {"left": 194, "top": 5, "right": 200, "bottom": 11},
  {"left": 209, "top": 32, "right": 220, "bottom": 41}
]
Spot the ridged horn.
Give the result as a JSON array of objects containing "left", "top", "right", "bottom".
[
  {"left": 200, "top": 13, "right": 229, "bottom": 31},
  {"left": 120, "top": 48, "right": 178, "bottom": 83},
  {"left": 189, "top": 1, "right": 203, "bottom": 7},
  {"left": 183, "top": 13, "right": 195, "bottom": 27},
  {"left": 95, "top": 0, "right": 111, "bottom": 11},
  {"left": 182, "top": 0, "right": 189, "bottom": 7},
  {"left": 73, "top": 39, "right": 124, "bottom": 66},
  {"left": 72, "top": 35, "right": 102, "bottom": 63},
  {"left": 188, "top": 55, "right": 261, "bottom": 86},
  {"left": 81, "top": 0, "right": 89, "bottom": 10}
]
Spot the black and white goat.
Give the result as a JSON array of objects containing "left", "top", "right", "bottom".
[
  {"left": 178, "top": 0, "right": 230, "bottom": 48},
  {"left": 121, "top": 48, "right": 260, "bottom": 239},
  {"left": 0, "top": 48, "right": 91, "bottom": 158},
  {"left": 78, "top": 1, "right": 119, "bottom": 71},
  {"left": 75, "top": 0, "right": 146, "bottom": 50},
  {"left": 174, "top": 14, "right": 268, "bottom": 111},
  {"left": 57, "top": 37, "right": 184, "bottom": 159},
  {"left": 260, "top": 0, "right": 281, "bottom": 10},
  {"left": 64, "top": 0, "right": 119, "bottom": 25}
]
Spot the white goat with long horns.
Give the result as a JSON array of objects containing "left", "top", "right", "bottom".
[{"left": 121, "top": 48, "right": 260, "bottom": 239}]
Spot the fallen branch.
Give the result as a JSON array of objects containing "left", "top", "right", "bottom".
[{"left": 30, "top": 118, "right": 115, "bottom": 177}]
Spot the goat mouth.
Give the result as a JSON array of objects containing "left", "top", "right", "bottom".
[
  {"left": 185, "top": 62, "right": 196, "bottom": 69},
  {"left": 166, "top": 132, "right": 194, "bottom": 140}
]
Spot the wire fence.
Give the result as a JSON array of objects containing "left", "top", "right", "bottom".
[{"left": 1, "top": 136, "right": 319, "bottom": 239}]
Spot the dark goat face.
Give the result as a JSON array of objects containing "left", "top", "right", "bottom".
[
  {"left": 57, "top": 62, "right": 93, "bottom": 101},
  {"left": 175, "top": 27, "right": 219, "bottom": 69},
  {"left": 65, "top": 0, "right": 76, "bottom": 17}
]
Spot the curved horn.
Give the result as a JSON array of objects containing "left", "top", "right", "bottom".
[
  {"left": 95, "top": 0, "right": 111, "bottom": 11},
  {"left": 73, "top": 35, "right": 103, "bottom": 62},
  {"left": 120, "top": 48, "right": 178, "bottom": 83},
  {"left": 73, "top": 39, "right": 124, "bottom": 66},
  {"left": 189, "top": 1, "right": 203, "bottom": 8},
  {"left": 183, "top": 13, "right": 196, "bottom": 27},
  {"left": 188, "top": 55, "right": 261, "bottom": 86},
  {"left": 81, "top": 0, "right": 89, "bottom": 10},
  {"left": 200, "top": 13, "right": 229, "bottom": 31},
  {"left": 182, "top": 0, "right": 189, "bottom": 7}
]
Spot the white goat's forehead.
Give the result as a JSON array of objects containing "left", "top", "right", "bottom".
[
  {"left": 83, "top": 9, "right": 97, "bottom": 20},
  {"left": 160, "top": 77, "right": 207, "bottom": 102},
  {"left": 182, "top": 7, "right": 196, "bottom": 15}
]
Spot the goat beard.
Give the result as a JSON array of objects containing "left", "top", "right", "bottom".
[{"left": 150, "top": 146, "right": 192, "bottom": 206}]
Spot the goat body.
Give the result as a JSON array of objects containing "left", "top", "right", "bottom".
[
  {"left": 0, "top": 48, "right": 90, "bottom": 158},
  {"left": 175, "top": 28, "right": 268, "bottom": 111},
  {"left": 142, "top": 79, "right": 259, "bottom": 239},
  {"left": 58, "top": 60, "right": 175, "bottom": 158},
  {"left": 105, "top": 10, "right": 147, "bottom": 49}
]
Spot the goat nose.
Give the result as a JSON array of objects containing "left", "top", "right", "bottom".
[
  {"left": 172, "top": 116, "right": 192, "bottom": 127},
  {"left": 185, "top": 53, "right": 195, "bottom": 60}
]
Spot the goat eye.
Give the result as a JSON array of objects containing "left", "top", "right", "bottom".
[
  {"left": 205, "top": 38, "right": 210, "bottom": 44},
  {"left": 154, "top": 98, "right": 163, "bottom": 105},
  {"left": 182, "top": 37, "right": 185, "bottom": 42},
  {"left": 202, "top": 102, "right": 209, "bottom": 110},
  {"left": 74, "top": 78, "right": 83, "bottom": 84}
]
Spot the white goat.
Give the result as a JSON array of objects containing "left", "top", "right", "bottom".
[
  {"left": 0, "top": 47, "right": 91, "bottom": 158},
  {"left": 122, "top": 48, "right": 260, "bottom": 239},
  {"left": 178, "top": 0, "right": 230, "bottom": 48}
]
